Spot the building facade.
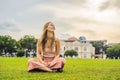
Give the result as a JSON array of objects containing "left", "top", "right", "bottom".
[{"left": 60, "top": 37, "right": 95, "bottom": 59}]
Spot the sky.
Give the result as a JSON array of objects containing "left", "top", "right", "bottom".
[{"left": 0, "top": 0, "right": 120, "bottom": 43}]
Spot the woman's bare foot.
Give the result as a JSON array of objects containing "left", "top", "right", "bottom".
[{"left": 52, "top": 69, "right": 58, "bottom": 72}]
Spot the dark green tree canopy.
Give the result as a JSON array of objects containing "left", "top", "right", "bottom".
[
  {"left": 64, "top": 50, "right": 78, "bottom": 57},
  {"left": 0, "top": 35, "right": 37, "bottom": 57},
  {"left": 0, "top": 35, "right": 17, "bottom": 56},
  {"left": 107, "top": 43, "right": 120, "bottom": 59},
  {"left": 18, "top": 35, "right": 37, "bottom": 51}
]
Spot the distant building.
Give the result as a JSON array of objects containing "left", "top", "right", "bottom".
[
  {"left": 107, "top": 43, "right": 119, "bottom": 48},
  {"left": 78, "top": 36, "right": 107, "bottom": 59},
  {"left": 60, "top": 36, "right": 95, "bottom": 59},
  {"left": 79, "top": 36, "right": 86, "bottom": 41},
  {"left": 79, "top": 36, "right": 107, "bottom": 45}
]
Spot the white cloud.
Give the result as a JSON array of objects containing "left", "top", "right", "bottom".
[
  {"left": 0, "top": 0, "right": 120, "bottom": 43},
  {"left": 0, "top": 19, "right": 21, "bottom": 32}
]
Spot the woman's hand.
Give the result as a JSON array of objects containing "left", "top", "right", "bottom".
[
  {"left": 40, "top": 59, "right": 47, "bottom": 65},
  {"left": 47, "top": 62, "right": 53, "bottom": 67},
  {"left": 47, "top": 59, "right": 56, "bottom": 67}
]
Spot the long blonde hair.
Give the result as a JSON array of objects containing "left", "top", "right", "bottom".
[{"left": 37, "top": 22, "right": 55, "bottom": 55}]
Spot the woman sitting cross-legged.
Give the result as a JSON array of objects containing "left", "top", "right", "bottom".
[{"left": 28, "top": 22, "right": 65, "bottom": 72}]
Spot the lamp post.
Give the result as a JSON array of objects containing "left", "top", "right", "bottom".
[
  {"left": 25, "top": 48, "right": 28, "bottom": 57},
  {"left": 100, "top": 48, "right": 103, "bottom": 58}
]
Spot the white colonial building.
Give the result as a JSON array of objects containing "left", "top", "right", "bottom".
[{"left": 60, "top": 37, "right": 95, "bottom": 59}]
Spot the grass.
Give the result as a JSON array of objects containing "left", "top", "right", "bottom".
[{"left": 0, "top": 57, "right": 120, "bottom": 80}]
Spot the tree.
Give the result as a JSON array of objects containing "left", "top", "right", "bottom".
[
  {"left": 16, "top": 50, "right": 25, "bottom": 57},
  {"left": 90, "top": 41, "right": 108, "bottom": 54},
  {"left": 18, "top": 35, "right": 37, "bottom": 57},
  {"left": 0, "top": 35, "right": 17, "bottom": 56},
  {"left": 19, "top": 35, "right": 37, "bottom": 50},
  {"left": 64, "top": 50, "right": 78, "bottom": 57},
  {"left": 0, "top": 36, "right": 4, "bottom": 55},
  {"left": 107, "top": 43, "right": 120, "bottom": 59}
]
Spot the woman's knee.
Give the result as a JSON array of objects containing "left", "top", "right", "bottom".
[
  {"left": 59, "top": 58, "right": 66, "bottom": 64},
  {"left": 28, "top": 58, "right": 34, "bottom": 63}
]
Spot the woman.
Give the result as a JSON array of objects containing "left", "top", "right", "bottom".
[{"left": 28, "top": 22, "right": 65, "bottom": 72}]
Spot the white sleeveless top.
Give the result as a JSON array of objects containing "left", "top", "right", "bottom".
[{"left": 43, "top": 47, "right": 56, "bottom": 57}]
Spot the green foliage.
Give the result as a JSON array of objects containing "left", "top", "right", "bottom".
[
  {"left": 18, "top": 35, "right": 37, "bottom": 51},
  {"left": 16, "top": 50, "right": 25, "bottom": 57},
  {"left": 107, "top": 43, "right": 120, "bottom": 59},
  {"left": 64, "top": 50, "right": 78, "bottom": 57},
  {"left": 90, "top": 41, "right": 108, "bottom": 54},
  {"left": 0, "top": 35, "right": 37, "bottom": 56},
  {"left": 0, "top": 52, "right": 2, "bottom": 56},
  {"left": 0, "top": 35, "right": 17, "bottom": 56},
  {"left": 0, "top": 57, "right": 120, "bottom": 80}
]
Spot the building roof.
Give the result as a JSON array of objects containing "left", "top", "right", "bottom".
[
  {"left": 68, "top": 36, "right": 78, "bottom": 40},
  {"left": 64, "top": 40, "right": 75, "bottom": 42},
  {"left": 63, "top": 36, "right": 78, "bottom": 42}
]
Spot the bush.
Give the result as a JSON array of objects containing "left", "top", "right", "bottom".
[
  {"left": 17, "top": 50, "right": 25, "bottom": 57},
  {"left": 107, "top": 43, "right": 120, "bottom": 59},
  {"left": 64, "top": 50, "right": 78, "bottom": 57},
  {"left": 0, "top": 52, "right": 2, "bottom": 56}
]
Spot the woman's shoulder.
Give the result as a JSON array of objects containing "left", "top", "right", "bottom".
[{"left": 55, "top": 37, "right": 60, "bottom": 42}]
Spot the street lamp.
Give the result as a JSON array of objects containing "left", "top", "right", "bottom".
[{"left": 100, "top": 48, "right": 103, "bottom": 58}]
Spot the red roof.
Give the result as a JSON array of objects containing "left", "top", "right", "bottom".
[
  {"left": 68, "top": 36, "right": 78, "bottom": 40},
  {"left": 64, "top": 40, "right": 75, "bottom": 42},
  {"left": 64, "top": 36, "right": 78, "bottom": 42}
]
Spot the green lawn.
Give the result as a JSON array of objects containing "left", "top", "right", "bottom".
[{"left": 0, "top": 57, "right": 120, "bottom": 80}]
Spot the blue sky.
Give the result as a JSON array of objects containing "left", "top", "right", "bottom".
[{"left": 0, "top": 0, "right": 120, "bottom": 43}]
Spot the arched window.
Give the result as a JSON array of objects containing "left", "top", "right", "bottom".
[
  {"left": 84, "top": 47, "right": 87, "bottom": 51},
  {"left": 75, "top": 47, "right": 78, "bottom": 51},
  {"left": 64, "top": 47, "right": 65, "bottom": 50}
]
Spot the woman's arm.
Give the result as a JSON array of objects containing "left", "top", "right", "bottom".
[
  {"left": 47, "top": 38, "right": 61, "bottom": 66},
  {"left": 55, "top": 38, "right": 61, "bottom": 58},
  {"left": 37, "top": 43, "right": 43, "bottom": 61},
  {"left": 53, "top": 38, "right": 61, "bottom": 60}
]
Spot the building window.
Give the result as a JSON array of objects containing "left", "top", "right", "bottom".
[
  {"left": 84, "top": 47, "right": 87, "bottom": 51},
  {"left": 64, "top": 47, "right": 65, "bottom": 50},
  {"left": 75, "top": 47, "right": 78, "bottom": 51},
  {"left": 84, "top": 53, "right": 87, "bottom": 58}
]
